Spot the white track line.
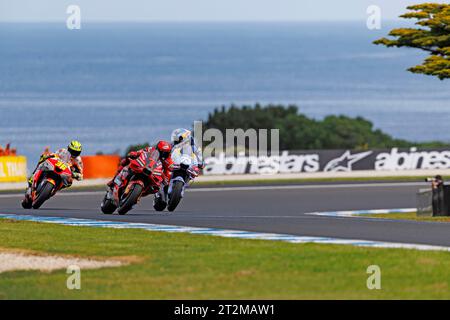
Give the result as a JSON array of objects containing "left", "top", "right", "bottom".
[
  {"left": 0, "top": 212, "right": 449, "bottom": 252},
  {"left": 0, "top": 181, "right": 427, "bottom": 198},
  {"left": 305, "top": 208, "right": 416, "bottom": 217},
  {"left": 187, "top": 182, "right": 426, "bottom": 192}
]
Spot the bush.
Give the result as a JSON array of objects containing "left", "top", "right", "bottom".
[
  {"left": 124, "top": 143, "right": 150, "bottom": 156},
  {"left": 203, "top": 104, "right": 449, "bottom": 150}
]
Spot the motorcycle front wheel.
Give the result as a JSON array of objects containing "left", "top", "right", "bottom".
[
  {"left": 101, "top": 193, "right": 117, "bottom": 214},
  {"left": 32, "top": 181, "right": 54, "bottom": 209},
  {"left": 167, "top": 180, "right": 184, "bottom": 212},
  {"left": 21, "top": 196, "right": 32, "bottom": 209},
  {"left": 117, "top": 184, "right": 143, "bottom": 215}
]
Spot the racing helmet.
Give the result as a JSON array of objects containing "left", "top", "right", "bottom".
[
  {"left": 68, "top": 140, "right": 82, "bottom": 157},
  {"left": 171, "top": 128, "right": 191, "bottom": 146},
  {"left": 156, "top": 140, "right": 172, "bottom": 160}
]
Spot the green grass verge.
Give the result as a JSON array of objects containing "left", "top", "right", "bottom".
[
  {"left": 367, "top": 212, "right": 450, "bottom": 222},
  {"left": 1, "top": 219, "right": 450, "bottom": 299}
]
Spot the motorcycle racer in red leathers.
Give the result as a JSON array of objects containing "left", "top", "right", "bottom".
[{"left": 108, "top": 141, "right": 174, "bottom": 191}]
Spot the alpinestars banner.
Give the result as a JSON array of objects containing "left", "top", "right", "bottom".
[{"left": 203, "top": 147, "right": 450, "bottom": 175}]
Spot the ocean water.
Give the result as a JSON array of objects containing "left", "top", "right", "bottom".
[{"left": 0, "top": 22, "right": 449, "bottom": 164}]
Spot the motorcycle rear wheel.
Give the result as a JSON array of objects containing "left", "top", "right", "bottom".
[
  {"left": 167, "top": 180, "right": 184, "bottom": 212},
  {"left": 32, "top": 181, "right": 54, "bottom": 209},
  {"left": 118, "top": 184, "right": 143, "bottom": 215}
]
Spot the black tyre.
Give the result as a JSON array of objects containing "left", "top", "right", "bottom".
[
  {"left": 167, "top": 180, "right": 184, "bottom": 212},
  {"left": 32, "top": 181, "right": 54, "bottom": 209},
  {"left": 153, "top": 195, "right": 167, "bottom": 211},
  {"left": 117, "top": 184, "right": 142, "bottom": 215},
  {"left": 21, "top": 197, "right": 32, "bottom": 209},
  {"left": 101, "top": 193, "right": 117, "bottom": 214}
]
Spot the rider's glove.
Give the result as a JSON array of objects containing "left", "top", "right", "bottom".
[
  {"left": 188, "top": 166, "right": 200, "bottom": 178},
  {"left": 198, "top": 161, "right": 205, "bottom": 170},
  {"left": 72, "top": 172, "right": 83, "bottom": 181}
]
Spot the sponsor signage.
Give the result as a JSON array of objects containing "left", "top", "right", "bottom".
[
  {"left": 0, "top": 156, "right": 28, "bottom": 182},
  {"left": 203, "top": 147, "right": 450, "bottom": 175}
]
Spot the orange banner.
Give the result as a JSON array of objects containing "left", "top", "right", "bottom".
[{"left": 82, "top": 155, "right": 121, "bottom": 179}]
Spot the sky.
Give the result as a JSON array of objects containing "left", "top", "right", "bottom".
[{"left": 0, "top": 0, "right": 437, "bottom": 22}]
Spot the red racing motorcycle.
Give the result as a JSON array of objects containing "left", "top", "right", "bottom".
[
  {"left": 22, "top": 156, "right": 74, "bottom": 209},
  {"left": 101, "top": 150, "right": 165, "bottom": 215}
]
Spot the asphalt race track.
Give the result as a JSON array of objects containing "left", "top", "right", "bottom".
[{"left": 1, "top": 182, "right": 450, "bottom": 246}]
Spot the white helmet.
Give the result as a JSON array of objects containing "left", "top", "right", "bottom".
[{"left": 171, "top": 128, "right": 191, "bottom": 145}]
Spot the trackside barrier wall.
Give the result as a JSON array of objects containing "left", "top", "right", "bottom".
[
  {"left": 0, "top": 156, "right": 27, "bottom": 182},
  {"left": 81, "top": 155, "right": 121, "bottom": 179},
  {"left": 203, "top": 147, "right": 450, "bottom": 175},
  {"left": 416, "top": 185, "right": 450, "bottom": 217},
  {"left": 417, "top": 189, "right": 433, "bottom": 217}
]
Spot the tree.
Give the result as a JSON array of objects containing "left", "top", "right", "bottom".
[
  {"left": 203, "top": 104, "right": 447, "bottom": 150},
  {"left": 374, "top": 3, "right": 450, "bottom": 80},
  {"left": 124, "top": 142, "right": 149, "bottom": 156}
]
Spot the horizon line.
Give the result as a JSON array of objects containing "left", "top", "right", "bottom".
[{"left": 0, "top": 18, "right": 405, "bottom": 24}]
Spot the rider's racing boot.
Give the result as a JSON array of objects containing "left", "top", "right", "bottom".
[
  {"left": 107, "top": 179, "right": 115, "bottom": 189},
  {"left": 153, "top": 186, "right": 168, "bottom": 211}
]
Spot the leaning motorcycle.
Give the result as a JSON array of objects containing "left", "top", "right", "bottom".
[
  {"left": 22, "top": 156, "right": 73, "bottom": 209},
  {"left": 154, "top": 145, "right": 199, "bottom": 212},
  {"left": 101, "top": 150, "right": 164, "bottom": 215}
]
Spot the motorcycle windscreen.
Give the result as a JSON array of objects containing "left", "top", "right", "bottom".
[{"left": 146, "top": 149, "right": 161, "bottom": 170}]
